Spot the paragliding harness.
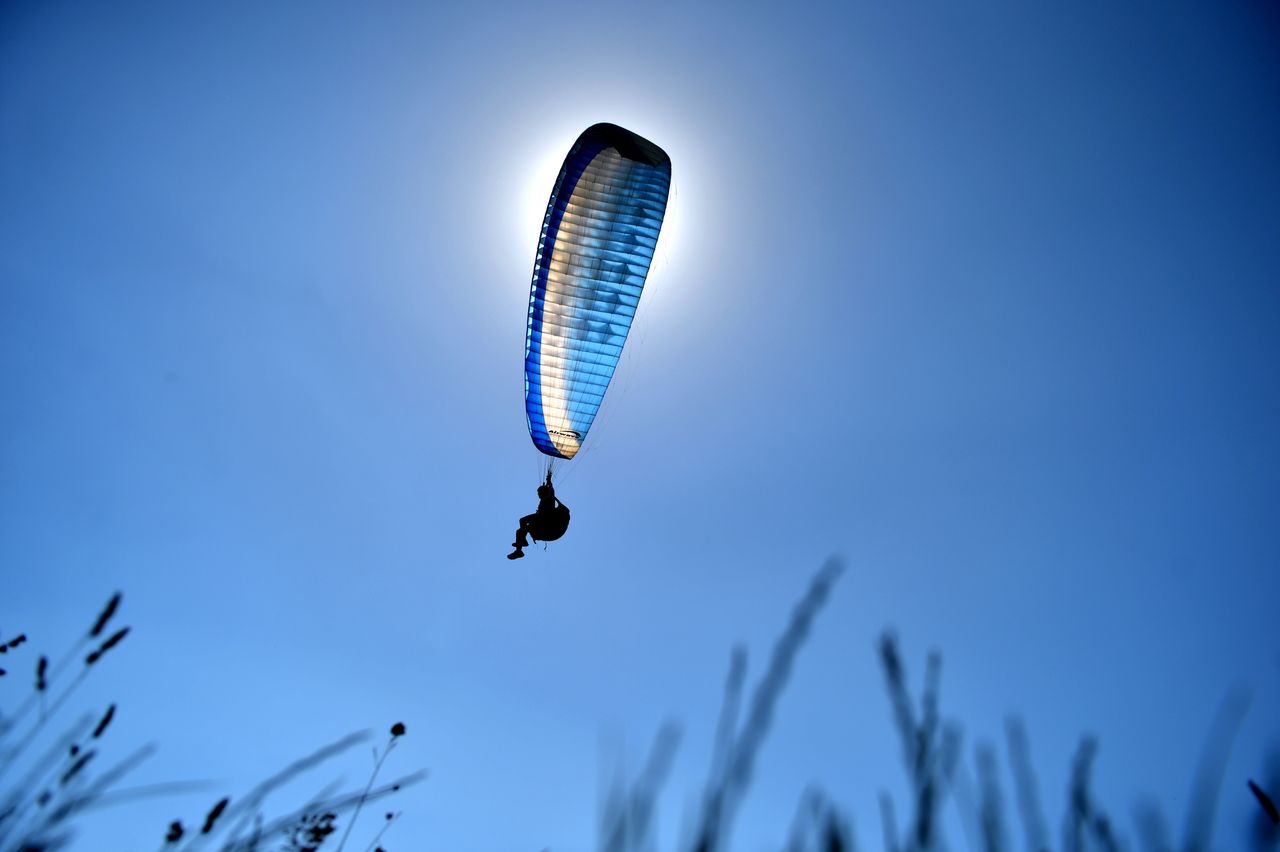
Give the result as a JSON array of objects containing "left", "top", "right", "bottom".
[{"left": 508, "top": 471, "right": 570, "bottom": 560}]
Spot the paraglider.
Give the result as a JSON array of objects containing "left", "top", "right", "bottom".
[
  {"left": 507, "top": 472, "right": 571, "bottom": 560},
  {"left": 507, "top": 122, "right": 672, "bottom": 558}
]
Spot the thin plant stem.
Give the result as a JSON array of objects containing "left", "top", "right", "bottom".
[
  {"left": 363, "top": 811, "right": 399, "bottom": 852},
  {"left": 335, "top": 738, "right": 397, "bottom": 852}
]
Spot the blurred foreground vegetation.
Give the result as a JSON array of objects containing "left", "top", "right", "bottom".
[{"left": 2, "top": 564, "right": 1276, "bottom": 851}]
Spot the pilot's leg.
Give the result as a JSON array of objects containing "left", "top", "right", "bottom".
[
  {"left": 514, "top": 514, "right": 536, "bottom": 548},
  {"left": 508, "top": 516, "right": 532, "bottom": 559}
]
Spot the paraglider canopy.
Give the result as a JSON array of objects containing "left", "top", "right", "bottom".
[{"left": 523, "top": 123, "right": 672, "bottom": 460}]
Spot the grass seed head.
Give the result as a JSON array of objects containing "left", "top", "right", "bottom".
[
  {"left": 92, "top": 703, "right": 117, "bottom": 739},
  {"left": 86, "top": 626, "right": 131, "bottom": 665},
  {"left": 60, "top": 750, "right": 96, "bottom": 785},
  {"left": 90, "top": 592, "right": 122, "bottom": 638},
  {"left": 1250, "top": 779, "right": 1279, "bottom": 825},
  {"left": 201, "top": 796, "right": 230, "bottom": 834}
]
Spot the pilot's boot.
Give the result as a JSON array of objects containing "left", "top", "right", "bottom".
[{"left": 507, "top": 547, "right": 525, "bottom": 560}]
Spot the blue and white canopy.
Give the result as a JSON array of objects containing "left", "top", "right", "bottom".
[{"left": 523, "top": 123, "right": 672, "bottom": 460}]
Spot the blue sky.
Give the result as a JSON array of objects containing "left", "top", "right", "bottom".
[{"left": 2, "top": 1, "right": 1279, "bottom": 849}]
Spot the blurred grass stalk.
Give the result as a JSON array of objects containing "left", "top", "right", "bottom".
[
  {"left": 0, "top": 595, "right": 423, "bottom": 852},
  {"left": 602, "top": 559, "right": 1277, "bottom": 852}
]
